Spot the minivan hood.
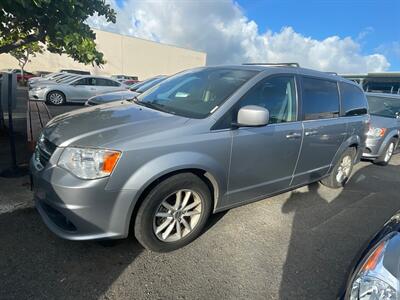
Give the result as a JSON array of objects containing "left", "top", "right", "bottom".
[
  {"left": 43, "top": 101, "right": 189, "bottom": 148},
  {"left": 370, "top": 114, "right": 398, "bottom": 128}
]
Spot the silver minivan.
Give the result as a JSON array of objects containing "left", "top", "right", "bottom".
[
  {"left": 31, "top": 65, "right": 369, "bottom": 252},
  {"left": 362, "top": 93, "right": 400, "bottom": 165}
]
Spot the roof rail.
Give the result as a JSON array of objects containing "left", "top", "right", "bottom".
[
  {"left": 242, "top": 62, "right": 300, "bottom": 68},
  {"left": 325, "top": 72, "right": 338, "bottom": 75}
]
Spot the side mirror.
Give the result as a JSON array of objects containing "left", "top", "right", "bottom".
[{"left": 235, "top": 105, "right": 269, "bottom": 127}]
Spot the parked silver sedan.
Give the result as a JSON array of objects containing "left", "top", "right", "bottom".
[
  {"left": 363, "top": 93, "right": 400, "bottom": 165},
  {"left": 85, "top": 75, "right": 167, "bottom": 106},
  {"left": 29, "top": 75, "right": 126, "bottom": 105}
]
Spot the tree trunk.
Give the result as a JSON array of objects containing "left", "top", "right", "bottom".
[
  {"left": 20, "top": 67, "right": 24, "bottom": 86},
  {"left": 19, "top": 55, "right": 28, "bottom": 86}
]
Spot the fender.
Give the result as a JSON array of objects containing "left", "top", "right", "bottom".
[
  {"left": 122, "top": 151, "right": 227, "bottom": 210},
  {"left": 328, "top": 135, "right": 361, "bottom": 174},
  {"left": 376, "top": 129, "right": 400, "bottom": 157}
]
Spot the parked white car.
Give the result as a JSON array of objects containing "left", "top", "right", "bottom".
[{"left": 29, "top": 75, "right": 127, "bottom": 105}]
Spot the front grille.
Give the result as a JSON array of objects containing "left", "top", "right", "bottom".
[{"left": 36, "top": 137, "right": 57, "bottom": 166}]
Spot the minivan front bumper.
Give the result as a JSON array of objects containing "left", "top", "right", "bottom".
[
  {"left": 30, "top": 156, "right": 137, "bottom": 241},
  {"left": 362, "top": 137, "right": 384, "bottom": 159}
]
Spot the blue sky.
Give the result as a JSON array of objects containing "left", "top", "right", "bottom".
[
  {"left": 96, "top": 0, "right": 399, "bottom": 72},
  {"left": 236, "top": 0, "right": 400, "bottom": 70}
]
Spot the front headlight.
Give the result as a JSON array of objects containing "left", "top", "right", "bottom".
[
  {"left": 348, "top": 234, "right": 400, "bottom": 300},
  {"left": 58, "top": 147, "right": 121, "bottom": 179},
  {"left": 367, "top": 127, "right": 387, "bottom": 138},
  {"left": 351, "top": 276, "right": 396, "bottom": 300},
  {"left": 32, "top": 86, "right": 45, "bottom": 91}
]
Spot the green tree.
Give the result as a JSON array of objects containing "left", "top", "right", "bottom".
[
  {"left": 10, "top": 41, "right": 43, "bottom": 84},
  {"left": 0, "top": 0, "right": 116, "bottom": 66}
]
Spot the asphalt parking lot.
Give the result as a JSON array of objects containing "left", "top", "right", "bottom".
[{"left": 1, "top": 100, "right": 400, "bottom": 299}]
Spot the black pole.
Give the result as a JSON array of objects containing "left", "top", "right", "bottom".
[
  {"left": 0, "top": 72, "right": 28, "bottom": 177},
  {"left": 0, "top": 80, "right": 4, "bottom": 129}
]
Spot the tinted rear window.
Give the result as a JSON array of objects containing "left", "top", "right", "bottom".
[
  {"left": 301, "top": 77, "right": 340, "bottom": 120},
  {"left": 96, "top": 78, "right": 120, "bottom": 86},
  {"left": 74, "top": 78, "right": 91, "bottom": 85},
  {"left": 340, "top": 82, "right": 368, "bottom": 116}
]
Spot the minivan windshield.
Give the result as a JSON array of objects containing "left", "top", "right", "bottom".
[
  {"left": 136, "top": 76, "right": 166, "bottom": 93},
  {"left": 137, "top": 68, "right": 258, "bottom": 118},
  {"left": 130, "top": 76, "right": 164, "bottom": 91},
  {"left": 367, "top": 95, "right": 400, "bottom": 118}
]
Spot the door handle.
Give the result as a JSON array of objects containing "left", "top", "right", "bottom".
[
  {"left": 286, "top": 132, "right": 302, "bottom": 139},
  {"left": 305, "top": 130, "right": 318, "bottom": 136}
]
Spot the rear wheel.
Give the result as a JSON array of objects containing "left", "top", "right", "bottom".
[
  {"left": 46, "top": 91, "right": 65, "bottom": 105},
  {"left": 374, "top": 138, "right": 396, "bottom": 166},
  {"left": 321, "top": 148, "right": 355, "bottom": 189},
  {"left": 134, "top": 173, "right": 212, "bottom": 252}
]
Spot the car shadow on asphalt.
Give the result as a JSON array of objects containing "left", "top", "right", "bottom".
[
  {"left": 279, "top": 162, "right": 400, "bottom": 299},
  {"left": 2, "top": 160, "right": 400, "bottom": 299},
  {"left": 203, "top": 210, "right": 228, "bottom": 234},
  {"left": 0, "top": 197, "right": 228, "bottom": 299},
  {"left": 0, "top": 207, "right": 143, "bottom": 299}
]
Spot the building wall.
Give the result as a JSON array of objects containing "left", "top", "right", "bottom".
[{"left": 0, "top": 29, "right": 207, "bottom": 80}]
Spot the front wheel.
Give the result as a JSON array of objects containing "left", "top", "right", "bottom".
[
  {"left": 134, "top": 173, "right": 212, "bottom": 252},
  {"left": 321, "top": 148, "right": 355, "bottom": 189},
  {"left": 46, "top": 91, "right": 65, "bottom": 105},
  {"left": 373, "top": 138, "right": 396, "bottom": 166}
]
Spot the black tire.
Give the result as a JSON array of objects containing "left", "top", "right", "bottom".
[
  {"left": 321, "top": 148, "right": 356, "bottom": 189},
  {"left": 373, "top": 138, "right": 397, "bottom": 166},
  {"left": 46, "top": 91, "right": 66, "bottom": 105},
  {"left": 134, "top": 173, "right": 212, "bottom": 252}
]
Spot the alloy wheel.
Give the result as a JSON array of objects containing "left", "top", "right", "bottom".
[
  {"left": 49, "top": 92, "right": 64, "bottom": 105},
  {"left": 336, "top": 155, "right": 352, "bottom": 184},
  {"left": 153, "top": 189, "right": 202, "bottom": 242},
  {"left": 384, "top": 143, "right": 395, "bottom": 163}
]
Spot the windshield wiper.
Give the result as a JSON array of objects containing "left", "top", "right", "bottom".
[
  {"left": 130, "top": 97, "right": 175, "bottom": 115},
  {"left": 142, "top": 101, "right": 176, "bottom": 115}
]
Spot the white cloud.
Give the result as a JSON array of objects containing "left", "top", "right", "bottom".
[
  {"left": 357, "top": 26, "right": 374, "bottom": 42},
  {"left": 376, "top": 42, "right": 400, "bottom": 59},
  {"left": 88, "top": 0, "right": 390, "bottom": 73}
]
